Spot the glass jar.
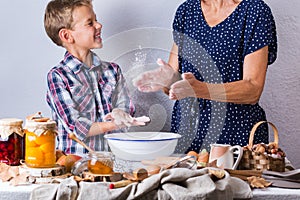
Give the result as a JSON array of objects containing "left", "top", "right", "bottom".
[
  {"left": 0, "top": 118, "right": 24, "bottom": 166},
  {"left": 24, "top": 119, "right": 57, "bottom": 168},
  {"left": 87, "top": 151, "right": 114, "bottom": 174}
]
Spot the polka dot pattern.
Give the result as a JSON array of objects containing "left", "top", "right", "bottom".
[{"left": 171, "top": 0, "right": 277, "bottom": 153}]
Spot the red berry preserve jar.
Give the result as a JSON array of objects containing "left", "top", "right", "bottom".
[{"left": 0, "top": 118, "right": 24, "bottom": 166}]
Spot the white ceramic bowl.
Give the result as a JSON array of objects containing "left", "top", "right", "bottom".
[{"left": 104, "top": 132, "right": 181, "bottom": 161}]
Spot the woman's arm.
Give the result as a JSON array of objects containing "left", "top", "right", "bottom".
[
  {"left": 169, "top": 43, "right": 268, "bottom": 104},
  {"left": 168, "top": 43, "right": 179, "bottom": 71},
  {"left": 161, "top": 43, "right": 180, "bottom": 95}
]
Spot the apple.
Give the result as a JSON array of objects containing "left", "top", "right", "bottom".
[
  {"left": 56, "top": 154, "right": 82, "bottom": 173},
  {"left": 55, "top": 150, "right": 66, "bottom": 161}
]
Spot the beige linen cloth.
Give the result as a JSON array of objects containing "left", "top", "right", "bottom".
[{"left": 30, "top": 168, "right": 252, "bottom": 200}]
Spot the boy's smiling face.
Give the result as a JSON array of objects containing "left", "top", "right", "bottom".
[{"left": 69, "top": 5, "right": 103, "bottom": 52}]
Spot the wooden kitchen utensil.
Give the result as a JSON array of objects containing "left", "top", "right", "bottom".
[
  {"left": 226, "top": 169, "right": 263, "bottom": 181},
  {"left": 109, "top": 180, "right": 134, "bottom": 189},
  {"left": 68, "top": 133, "right": 95, "bottom": 153},
  {"left": 110, "top": 168, "right": 148, "bottom": 189},
  {"left": 123, "top": 168, "right": 149, "bottom": 181},
  {"left": 142, "top": 155, "right": 196, "bottom": 171}
]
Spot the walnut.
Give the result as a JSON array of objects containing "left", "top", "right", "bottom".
[{"left": 255, "top": 145, "right": 266, "bottom": 154}]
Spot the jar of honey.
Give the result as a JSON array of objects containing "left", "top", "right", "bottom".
[
  {"left": 24, "top": 118, "right": 57, "bottom": 168},
  {"left": 87, "top": 151, "right": 113, "bottom": 175},
  {"left": 0, "top": 118, "right": 24, "bottom": 166}
]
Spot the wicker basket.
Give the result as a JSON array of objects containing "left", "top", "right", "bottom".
[{"left": 238, "top": 121, "right": 285, "bottom": 172}]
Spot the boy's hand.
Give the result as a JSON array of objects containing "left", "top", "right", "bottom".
[
  {"left": 104, "top": 108, "right": 133, "bottom": 127},
  {"left": 132, "top": 58, "right": 180, "bottom": 92},
  {"left": 104, "top": 109, "right": 150, "bottom": 128}
]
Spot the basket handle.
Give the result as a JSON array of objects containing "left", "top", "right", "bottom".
[{"left": 248, "top": 121, "right": 279, "bottom": 149}]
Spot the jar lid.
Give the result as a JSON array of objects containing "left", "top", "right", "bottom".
[
  {"left": 0, "top": 118, "right": 23, "bottom": 126},
  {"left": 25, "top": 120, "right": 56, "bottom": 129},
  {"left": 25, "top": 120, "right": 57, "bottom": 136},
  {"left": 0, "top": 118, "right": 24, "bottom": 138}
]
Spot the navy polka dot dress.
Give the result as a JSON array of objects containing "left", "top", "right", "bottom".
[{"left": 171, "top": 0, "right": 277, "bottom": 153}]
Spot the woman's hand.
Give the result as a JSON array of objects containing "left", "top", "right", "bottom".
[
  {"left": 132, "top": 58, "right": 180, "bottom": 92},
  {"left": 169, "top": 73, "right": 201, "bottom": 100}
]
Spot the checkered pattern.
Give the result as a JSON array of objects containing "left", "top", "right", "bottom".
[{"left": 239, "top": 150, "right": 285, "bottom": 172}]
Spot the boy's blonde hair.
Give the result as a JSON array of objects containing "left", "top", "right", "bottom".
[{"left": 44, "top": 0, "right": 92, "bottom": 47}]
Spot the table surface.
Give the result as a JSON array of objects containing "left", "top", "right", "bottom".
[
  {"left": 0, "top": 181, "right": 300, "bottom": 200},
  {"left": 1, "top": 157, "right": 299, "bottom": 200}
]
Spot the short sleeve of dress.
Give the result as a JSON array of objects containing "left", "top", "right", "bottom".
[
  {"left": 172, "top": 3, "right": 186, "bottom": 46},
  {"left": 243, "top": 1, "right": 277, "bottom": 65}
]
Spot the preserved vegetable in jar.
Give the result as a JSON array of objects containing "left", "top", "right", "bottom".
[
  {"left": 24, "top": 115, "right": 57, "bottom": 168},
  {"left": 0, "top": 118, "right": 24, "bottom": 166},
  {"left": 88, "top": 151, "right": 114, "bottom": 174}
]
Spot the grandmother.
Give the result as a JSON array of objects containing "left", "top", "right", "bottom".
[{"left": 133, "top": 0, "right": 277, "bottom": 153}]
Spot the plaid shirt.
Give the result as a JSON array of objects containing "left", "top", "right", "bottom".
[{"left": 46, "top": 51, "right": 135, "bottom": 155}]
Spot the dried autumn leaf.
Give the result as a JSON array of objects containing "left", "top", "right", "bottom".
[
  {"left": 209, "top": 169, "right": 226, "bottom": 182},
  {"left": 0, "top": 163, "right": 19, "bottom": 182},
  {"left": 10, "top": 172, "right": 30, "bottom": 186},
  {"left": 0, "top": 163, "right": 11, "bottom": 181},
  {"left": 8, "top": 166, "right": 19, "bottom": 178},
  {"left": 247, "top": 176, "right": 272, "bottom": 188}
]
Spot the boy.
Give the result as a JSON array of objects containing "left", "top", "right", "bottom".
[{"left": 44, "top": 0, "right": 146, "bottom": 155}]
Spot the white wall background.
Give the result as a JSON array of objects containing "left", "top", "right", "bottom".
[{"left": 0, "top": 0, "right": 299, "bottom": 168}]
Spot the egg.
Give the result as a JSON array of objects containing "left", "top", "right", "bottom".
[
  {"left": 198, "top": 149, "right": 209, "bottom": 163},
  {"left": 187, "top": 151, "right": 199, "bottom": 160}
]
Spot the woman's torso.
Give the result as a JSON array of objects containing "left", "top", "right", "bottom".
[{"left": 171, "top": 0, "right": 275, "bottom": 152}]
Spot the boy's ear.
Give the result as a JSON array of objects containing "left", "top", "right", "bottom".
[{"left": 58, "top": 28, "right": 74, "bottom": 44}]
